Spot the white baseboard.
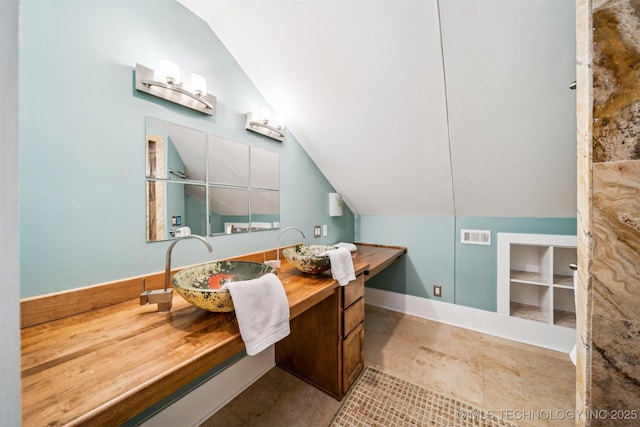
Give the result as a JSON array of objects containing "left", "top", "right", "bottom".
[
  {"left": 141, "top": 346, "right": 275, "bottom": 427},
  {"left": 365, "top": 288, "right": 576, "bottom": 354}
]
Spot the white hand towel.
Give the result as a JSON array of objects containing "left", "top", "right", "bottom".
[
  {"left": 223, "top": 273, "right": 290, "bottom": 356},
  {"left": 335, "top": 242, "right": 358, "bottom": 252},
  {"left": 324, "top": 247, "right": 356, "bottom": 286}
]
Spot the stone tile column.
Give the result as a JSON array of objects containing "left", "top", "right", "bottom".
[{"left": 577, "top": 0, "right": 640, "bottom": 425}]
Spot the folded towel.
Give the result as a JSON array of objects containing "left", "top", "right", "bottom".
[
  {"left": 324, "top": 247, "right": 356, "bottom": 286},
  {"left": 223, "top": 273, "right": 290, "bottom": 356},
  {"left": 335, "top": 242, "right": 358, "bottom": 252}
]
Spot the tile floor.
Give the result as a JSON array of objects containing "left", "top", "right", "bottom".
[{"left": 201, "top": 305, "right": 576, "bottom": 427}]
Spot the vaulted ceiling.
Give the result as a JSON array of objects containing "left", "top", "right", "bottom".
[{"left": 179, "top": 0, "right": 577, "bottom": 218}]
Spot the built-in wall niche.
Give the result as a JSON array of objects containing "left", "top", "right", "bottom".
[
  {"left": 145, "top": 116, "right": 280, "bottom": 242},
  {"left": 497, "top": 233, "right": 577, "bottom": 329}
]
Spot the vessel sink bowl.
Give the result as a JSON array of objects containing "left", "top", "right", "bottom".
[
  {"left": 282, "top": 244, "right": 337, "bottom": 274},
  {"left": 172, "top": 261, "right": 276, "bottom": 312}
]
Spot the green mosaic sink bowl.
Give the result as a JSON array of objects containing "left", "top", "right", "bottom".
[
  {"left": 172, "top": 261, "right": 276, "bottom": 312},
  {"left": 282, "top": 244, "right": 338, "bottom": 274}
]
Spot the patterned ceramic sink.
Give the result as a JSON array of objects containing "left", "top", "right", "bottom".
[
  {"left": 172, "top": 261, "right": 276, "bottom": 312},
  {"left": 282, "top": 244, "right": 337, "bottom": 274}
]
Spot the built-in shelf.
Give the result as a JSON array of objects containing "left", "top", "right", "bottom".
[
  {"left": 510, "top": 270, "right": 547, "bottom": 284},
  {"left": 498, "top": 233, "right": 577, "bottom": 329},
  {"left": 554, "top": 309, "right": 577, "bottom": 328},
  {"left": 553, "top": 274, "right": 574, "bottom": 287},
  {"left": 511, "top": 302, "right": 548, "bottom": 323}
]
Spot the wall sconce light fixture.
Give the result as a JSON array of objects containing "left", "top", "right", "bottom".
[
  {"left": 245, "top": 111, "right": 286, "bottom": 142},
  {"left": 135, "top": 62, "right": 217, "bottom": 116},
  {"left": 329, "top": 193, "right": 344, "bottom": 217}
]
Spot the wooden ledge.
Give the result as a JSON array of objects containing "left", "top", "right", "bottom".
[{"left": 20, "top": 247, "right": 293, "bottom": 328}]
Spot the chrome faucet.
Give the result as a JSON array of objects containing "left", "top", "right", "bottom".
[
  {"left": 140, "top": 235, "right": 213, "bottom": 312},
  {"left": 274, "top": 226, "right": 306, "bottom": 266}
]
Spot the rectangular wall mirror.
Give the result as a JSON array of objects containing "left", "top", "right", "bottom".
[{"left": 145, "top": 116, "right": 280, "bottom": 242}]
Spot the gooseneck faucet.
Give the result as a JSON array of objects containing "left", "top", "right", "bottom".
[
  {"left": 276, "top": 226, "right": 306, "bottom": 263},
  {"left": 165, "top": 235, "right": 213, "bottom": 291},
  {"left": 140, "top": 235, "right": 213, "bottom": 312}
]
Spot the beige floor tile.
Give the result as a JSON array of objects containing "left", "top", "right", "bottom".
[
  {"left": 201, "top": 367, "right": 340, "bottom": 427},
  {"left": 509, "top": 339, "right": 574, "bottom": 362},
  {"left": 510, "top": 345, "right": 575, "bottom": 386},
  {"left": 483, "top": 367, "right": 575, "bottom": 427},
  {"left": 201, "top": 406, "right": 246, "bottom": 427},
  {"left": 448, "top": 328, "right": 520, "bottom": 377},
  {"left": 366, "top": 333, "right": 420, "bottom": 378},
  {"left": 409, "top": 345, "right": 485, "bottom": 407},
  {"left": 393, "top": 314, "right": 455, "bottom": 355},
  {"left": 200, "top": 306, "right": 577, "bottom": 426}
]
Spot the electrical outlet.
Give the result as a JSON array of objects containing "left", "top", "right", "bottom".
[
  {"left": 314, "top": 225, "right": 321, "bottom": 238},
  {"left": 433, "top": 285, "right": 442, "bottom": 297},
  {"left": 322, "top": 225, "right": 328, "bottom": 237}
]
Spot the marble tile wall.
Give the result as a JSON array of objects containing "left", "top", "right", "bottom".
[
  {"left": 578, "top": 0, "right": 640, "bottom": 425},
  {"left": 575, "top": 0, "right": 593, "bottom": 423}
]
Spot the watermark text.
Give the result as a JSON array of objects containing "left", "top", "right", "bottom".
[{"left": 456, "top": 408, "right": 638, "bottom": 422}]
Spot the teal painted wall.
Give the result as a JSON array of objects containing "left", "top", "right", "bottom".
[
  {"left": 357, "top": 215, "right": 576, "bottom": 312},
  {"left": 19, "top": 0, "right": 354, "bottom": 298},
  {"left": 356, "top": 215, "right": 456, "bottom": 303},
  {"left": 184, "top": 191, "right": 207, "bottom": 236},
  {"left": 454, "top": 217, "right": 576, "bottom": 311},
  {"left": 18, "top": 0, "right": 576, "bottom": 313}
]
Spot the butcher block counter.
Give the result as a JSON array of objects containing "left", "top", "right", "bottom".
[{"left": 21, "top": 243, "right": 406, "bottom": 426}]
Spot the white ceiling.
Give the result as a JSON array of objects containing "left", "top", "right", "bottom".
[{"left": 178, "top": 0, "right": 577, "bottom": 218}]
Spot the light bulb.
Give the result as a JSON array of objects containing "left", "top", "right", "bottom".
[
  {"left": 191, "top": 73, "right": 206, "bottom": 96},
  {"left": 159, "top": 60, "right": 180, "bottom": 85}
]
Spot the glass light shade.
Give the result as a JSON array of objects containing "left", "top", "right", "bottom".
[
  {"left": 191, "top": 73, "right": 207, "bottom": 95},
  {"left": 329, "top": 193, "right": 344, "bottom": 217},
  {"left": 159, "top": 60, "right": 180, "bottom": 84},
  {"left": 271, "top": 114, "right": 283, "bottom": 130},
  {"left": 260, "top": 108, "right": 272, "bottom": 124}
]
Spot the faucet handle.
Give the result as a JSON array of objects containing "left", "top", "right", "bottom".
[
  {"left": 157, "top": 302, "right": 172, "bottom": 312},
  {"left": 265, "top": 259, "right": 281, "bottom": 269},
  {"left": 140, "top": 277, "right": 149, "bottom": 304}
]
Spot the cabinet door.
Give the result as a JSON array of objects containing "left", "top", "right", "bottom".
[
  {"left": 342, "top": 322, "right": 365, "bottom": 393},
  {"left": 275, "top": 291, "right": 340, "bottom": 398}
]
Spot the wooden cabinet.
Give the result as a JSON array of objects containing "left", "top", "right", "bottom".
[
  {"left": 497, "top": 233, "right": 577, "bottom": 328},
  {"left": 342, "top": 322, "right": 364, "bottom": 392},
  {"left": 341, "top": 275, "right": 365, "bottom": 393},
  {"left": 275, "top": 274, "right": 365, "bottom": 399}
]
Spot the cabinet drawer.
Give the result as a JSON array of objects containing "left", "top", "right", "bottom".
[
  {"left": 343, "top": 274, "right": 365, "bottom": 308},
  {"left": 343, "top": 297, "right": 365, "bottom": 337}
]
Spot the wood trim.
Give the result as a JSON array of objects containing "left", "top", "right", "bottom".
[
  {"left": 21, "top": 275, "right": 151, "bottom": 328},
  {"left": 20, "top": 242, "right": 404, "bottom": 328},
  {"left": 353, "top": 242, "right": 407, "bottom": 280},
  {"left": 353, "top": 242, "right": 407, "bottom": 252},
  {"left": 20, "top": 245, "right": 300, "bottom": 328}
]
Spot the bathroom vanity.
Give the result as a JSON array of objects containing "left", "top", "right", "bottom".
[
  {"left": 20, "top": 243, "right": 406, "bottom": 426},
  {"left": 276, "top": 273, "right": 366, "bottom": 399}
]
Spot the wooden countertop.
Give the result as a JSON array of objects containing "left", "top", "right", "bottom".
[{"left": 21, "top": 243, "right": 406, "bottom": 426}]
